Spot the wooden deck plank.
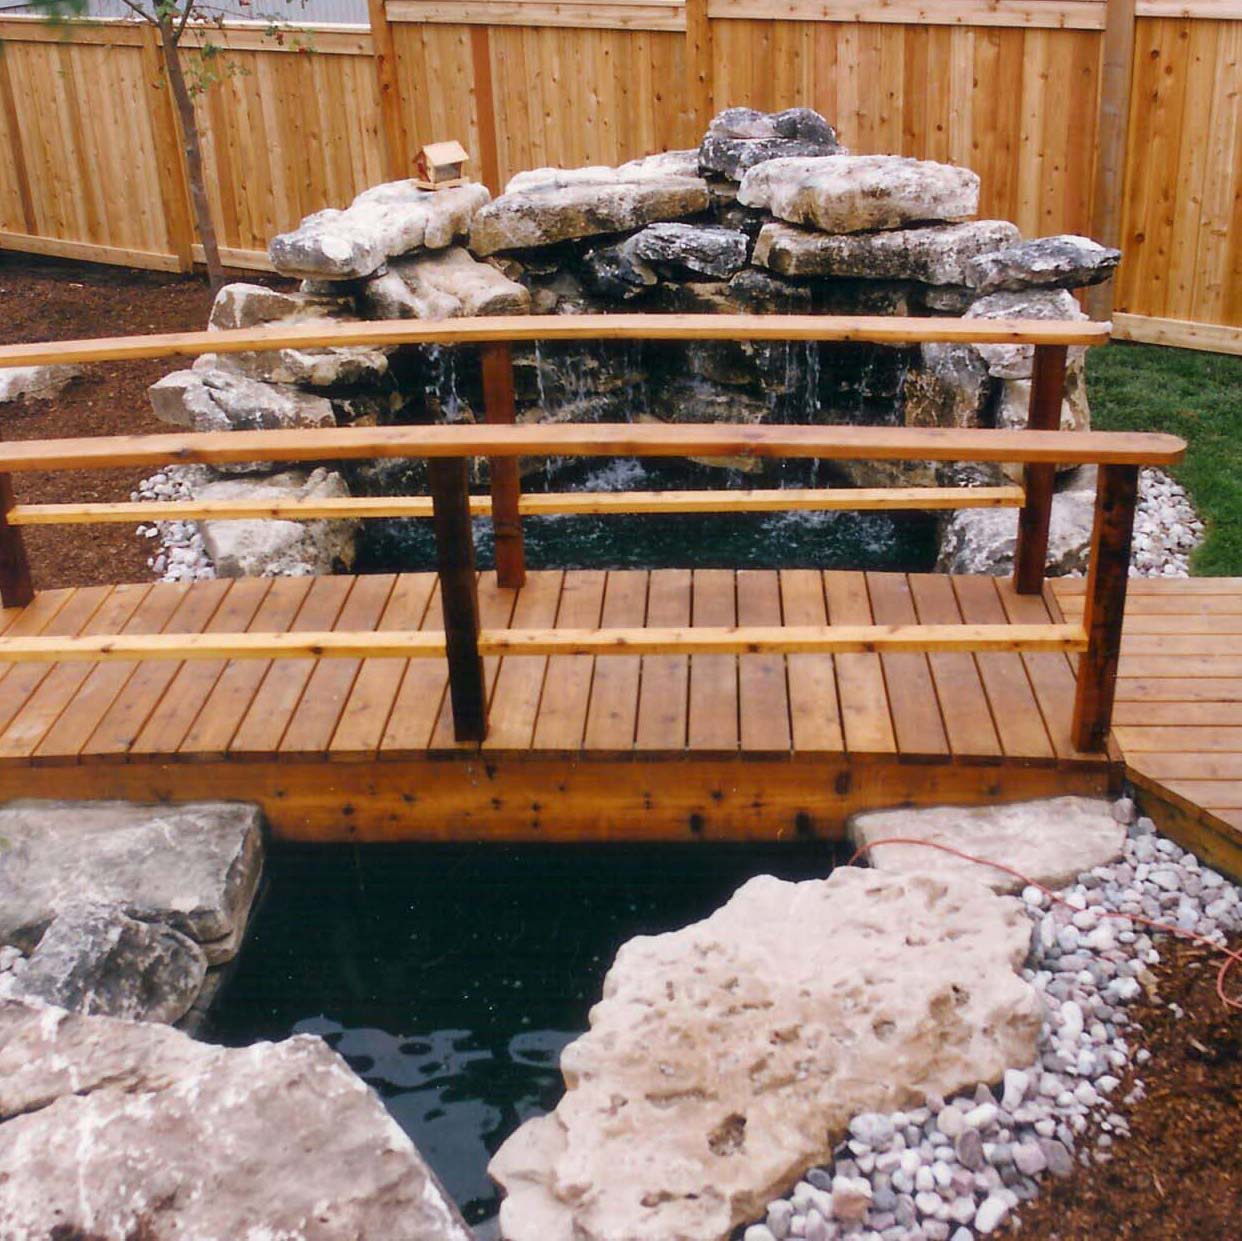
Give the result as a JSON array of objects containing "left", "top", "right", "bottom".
[
  {"left": 0, "top": 586, "right": 143, "bottom": 757},
  {"left": 1114, "top": 701, "right": 1242, "bottom": 727},
  {"left": 228, "top": 576, "right": 354, "bottom": 760},
  {"left": 688, "top": 569, "right": 739, "bottom": 754},
  {"left": 82, "top": 579, "right": 233, "bottom": 762},
  {"left": 531, "top": 570, "right": 606, "bottom": 752},
  {"left": 177, "top": 577, "right": 314, "bottom": 759},
  {"left": 1115, "top": 677, "right": 1242, "bottom": 703},
  {"left": 32, "top": 584, "right": 189, "bottom": 764},
  {"left": 738, "top": 570, "right": 791, "bottom": 755},
  {"left": 1118, "top": 635, "right": 1242, "bottom": 656},
  {"left": 582, "top": 571, "right": 648, "bottom": 754},
  {"left": 1115, "top": 726, "right": 1242, "bottom": 753},
  {"left": 823, "top": 571, "right": 896, "bottom": 754},
  {"left": 1130, "top": 753, "right": 1242, "bottom": 781},
  {"left": 635, "top": 569, "right": 691, "bottom": 751},
  {"left": 1159, "top": 781, "right": 1242, "bottom": 811},
  {"left": 1057, "top": 593, "right": 1242, "bottom": 615},
  {"left": 908, "top": 573, "right": 1002, "bottom": 760},
  {"left": 1055, "top": 577, "right": 1242, "bottom": 596},
  {"left": 866, "top": 573, "right": 948, "bottom": 760},
  {"left": 279, "top": 574, "right": 397, "bottom": 760},
  {"left": 481, "top": 570, "right": 564, "bottom": 751},
  {"left": 952, "top": 576, "right": 1055, "bottom": 761},
  {"left": 129, "top": 578, "right": 273, "bottom": 757},
  {"left": 779, "top": 569, "right": 843, "bottom": 754},
  {"left": 1119, "top": 655, "right": 1242, "bottom": 679},
  {"left": 378, "top": 579, "right": 451, "bottom": 759},
  {"left": 329, "top": 573, "right": 438, "bottom": 759}
]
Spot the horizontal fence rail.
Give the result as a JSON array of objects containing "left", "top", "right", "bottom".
[{"left": 0, "top": 314, "right": 1183, "bottom": 754}]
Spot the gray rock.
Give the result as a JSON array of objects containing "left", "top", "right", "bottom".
[
  {"left": 0, "top": 1001, "right": 472, "bottom": 1240},
  {"left": 202, "top": 342, "right": 390, "bottom": 388},
  {"left": 363, "top": 245, "right": 531, "bottom": 319},
  {"left": 470, "top": 163, "right": 710, "bottom": 255},
  {"left": 752, "top": 220, "right": 1018, "bottom": 284},
  {"left": 738, "top": 155, "right": 979, "bottom": 234},
  {"left": 0, "top": 364, "right": 82, "bottom": 404},
  {"left": 995, "top": 356, "right": 1091, "bottom": 437},
  {"left": 903, "top": 342, "right": 995, "bottom": 430},
  {"left": 936, "top": 489, "right": 1096, "bottom": 577},
  {"left": 699, "top": 107, "right": 843, "bottom": 181},
  {"left": 1038, "top": 1137, "right": 1075, "bottom": 1177},
  {"left": 966, "top": 234, "right": 1121, "bottom": 293},
  {"left": 965, "top": 287, "right": 1088, "bottom": 379},
  {"left": 149, "top": 367, "right": 337, "bottom": 436},
  {"left": 208, "top": 282, "right": 353, "bottom": 330},
  {"left": 631, "top": 221, "right": 751, "bottom": 278},
  {"left": 955, "top": 1127, "right": 985, "bottom": 1171},
  {"left": 270, "top": 179, "right": 489, "bottom": 279},
  {"left": 5, "top": 903, "right": 206, "bottom": 1025},
  {"left": 0, "top": 801, "right": 262, "bottom": 964},
  {"left": 198, "top": 467, "right": 359, "bottom": 578}
]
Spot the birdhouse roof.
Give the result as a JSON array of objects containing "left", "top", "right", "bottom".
[{"left": 420, "top": 140, "right": 469, "bottom": 166}]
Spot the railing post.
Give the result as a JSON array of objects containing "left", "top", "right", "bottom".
[
  {"left": 1071, "top": 463, "right": 1138, "bottom": 752},
  {"left": 1013, "top": 343, "right": 1068, "bottom": 595},
  {"left": 481, "top": 341, "right": 526, "bottom": 589},
  {"left": 0, "top": 465, "right": 34, "bottom": 609},
  {"left": 428, "top": 455, "right": 487, "bottom": 742}
]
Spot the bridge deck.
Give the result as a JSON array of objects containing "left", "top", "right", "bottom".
[{"left": 0, "top": 569, "right": 1233, "bottom": 860}]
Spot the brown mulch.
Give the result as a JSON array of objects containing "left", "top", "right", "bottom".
[
  {"left": 1018, "top": 935, "right": 1242, "bottom": 1239},
  {"left": 0, "top": 255, "right": 284, "bottom": 590}
]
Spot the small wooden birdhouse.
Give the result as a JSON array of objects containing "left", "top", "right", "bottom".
[{"left": 414, "top": 141, "right": 470, "bottom": 190}]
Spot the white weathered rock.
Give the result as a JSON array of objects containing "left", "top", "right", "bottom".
[
  {"left": 3, "top": 903, "right": 206, "bottom": 1025},
  {"left": 617, "top": 149, "right": 702, "bottom": 181},
  {"left": 699, "top": 107, "right": 843, "bottom": 181},
  {"left": 490, "top": 869, "right": 1042, "bottom": 1241},
  {"left": 470, "top": 165, "right": 711, "bottom": 256},
  {"left": 0, "top": 1001, "right": 472, "bottom": 1240},
  {"left": 965, "top": 288, "right": 1088, "bottom": 379},
  {"left": 363, "top": 245, "right": 531, "bottom": 319},
  {"left": 849, "top": 798, "right": 1126, "bottom": 894},
  {"left": 996, "top": 359, "right": 1090, "bottom": 435},
  {"left": 937, "top": 489, "right": 1096, "bottom": 577},
  {"left": 269, "top": 179, "right": 490, "bottom": 279},
  {"left": 202, "top": 341, "right": 391, "bottom": 388},
  {"left": 0, "top": 364, "right": 82, "bottom": 404},
  {"left": 752, "top": 220, "right": 1019, "bottom": 284},
  {"left": 198, "top": 467, "right": 359, "bottom": 578},
  {"left": 0, "top": 801, "right": 263, "bottom": 965},
  {"left": 737, "top": 155, "right": 980, "bottom": 234},
  {"left": 903, "top": 342, "right": 995, "bottom": 430},
  {"left": 208, "top": 281, "right": 353, "bottom": 330},
  {"left": 966, "top": 235, "right": 1121, "bottom": 294},
  {"left": 149, "top": 366, "right": 337, "bottom": 433}
]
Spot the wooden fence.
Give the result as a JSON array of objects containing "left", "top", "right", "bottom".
[{"left": 0, "top": 2, "right": 1238, "bottom": 351}]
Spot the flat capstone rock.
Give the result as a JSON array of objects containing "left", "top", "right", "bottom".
[
  {"left": 363, "top": 245, "right": 531, "bottom": 319},
  {"left": 699, "top": 106, "right": 843, "bottom": 181},
  {"left": 848, "top": 797, "right": 1127, "bottom": 893},
  {"left": 966, "top": 234, "right": 1121, "bottom": 293}
]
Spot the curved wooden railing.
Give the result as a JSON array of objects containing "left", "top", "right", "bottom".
[{"left": 0, "top": 313, "right": 1182, "bottom": 752}]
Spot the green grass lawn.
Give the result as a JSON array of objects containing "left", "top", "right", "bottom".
[{"left": 1086, "top": 341, "right": 1242, "bottom": 576}]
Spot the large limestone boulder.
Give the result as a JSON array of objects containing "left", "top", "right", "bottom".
[
  {"left": 996, "top": 360, "right": 1091, "bottom": 434},
  {"left": 490, "top": 868, "right": 1043, "bottom": 1241},
  {"left": 698, "top": 106, "right": 843, "bottom": 181},
  {"left": 902, "top": 341, "right": 996, "bottom": 430},
  {"left": 965, "top": 287, "right": 1088, "bottom": 379},
  {"left": 208, "top": 281, "right": 353, "bottom": 330},
  {"left": 0, "top": 364, "right": 81, "bottom": 404},
  {"left": 966, "top": 234, "right": 1121, "bottom": 294},
  {"left": 469, "top": 162, "right": 711, "bottom": 256},
  {"left": 848, "top": 797, "right": 1126, "bottom": 894},
  {"left": 0, "top": 1001, "right": 473, "bottom": 1240},
  {"left": 2, "top": 903, "right": 207, "bottom": 1025},
  {"left": 202, "top": 343, "right": 390, "bottom": 388},
  {"left": 269, "top": 179, "right": 490, "bottom": 279},
  {"left": 0, "top": 801, "right": 263, "bottom": 966},
  {"left": 149, "top": 365, "right": 336, "bottom": 433},
  {"left": 737, "top": 155, "right": 979, "bottom": 234},
  {"left": 752, "top": 219, "right": 1019, "bottom": 284},
  {"left": 363, "top": 245, "right": 532, "bottom": 319},
  {"left": 937, "top": 488, "right": 1096, "bottom": 576},
  {"left": 198, "top": 466, "right": 360, "bottom": 578}
]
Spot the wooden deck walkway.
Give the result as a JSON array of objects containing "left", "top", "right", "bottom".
[{"left": 0, "top": 568, "right": 1236, "bottom": 862}]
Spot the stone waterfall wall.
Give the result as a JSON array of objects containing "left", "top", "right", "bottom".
[{"left": 145, "top": 107, "right": 1120, "bottom": 579}]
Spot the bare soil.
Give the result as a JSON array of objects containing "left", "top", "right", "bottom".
[{"left": 0, "top": 255, "right": 284, "bottom": 590}]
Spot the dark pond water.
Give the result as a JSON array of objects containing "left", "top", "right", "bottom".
[{"left": 207, "top": 842, "right": 846, "bottom": 1228}]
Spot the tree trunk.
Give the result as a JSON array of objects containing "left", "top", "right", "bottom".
[{"left": 158, "top": 17, "right": 224, "bottom": 290}]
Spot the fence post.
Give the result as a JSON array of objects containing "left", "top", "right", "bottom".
[
  {"left": 481, "top": 342, "right": 526, "bottom": 588},
  {"left": 1071, "top": 463, "right": 1138, "bottom": 752},
  {"left": 0, "top": 469, "right": 34, "bottom": 609},
  {"left": 428, "top": 455, "right": 487, "bottom": 742},
  {"left": 367, "top": 0, "right": 411, "bottom": 181},
  {"left": 1012, "top": 343, "right": 1068, "bottom": 595}
]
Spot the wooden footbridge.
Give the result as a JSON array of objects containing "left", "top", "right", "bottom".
[{"left": 0, "top": 313, "right": 1234, "bottom": 874}]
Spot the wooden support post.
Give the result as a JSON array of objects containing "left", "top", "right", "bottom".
[
  {"left": 1013, "top": 344, "right": 1068, "bottom": 595},
  {"left": 1072, "top": 463, "right": 1138, "bottom": 752},
  {"left": 481, "top": 341, "right": 526, "bottom": 588},
  {"left": 428, "top": 456, "right": 487, "bottom": 742},
  {"left": 0, "top": 469, "right": 34, "bottom": 608}
]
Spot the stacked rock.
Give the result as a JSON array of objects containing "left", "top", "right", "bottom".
[{"left": 141, "top": 107, "right": 1129, "bottom": 578}]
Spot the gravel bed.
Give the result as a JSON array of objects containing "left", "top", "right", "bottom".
[
  {"left": 134, "top": 465, "right": 216, "bottom": 583},
  {"left": 742, "top": 802, "right": 1241, "bottom": 1241},
  {"left": 1129, "top": 468, "right": 1202, "bottom": 578}
]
